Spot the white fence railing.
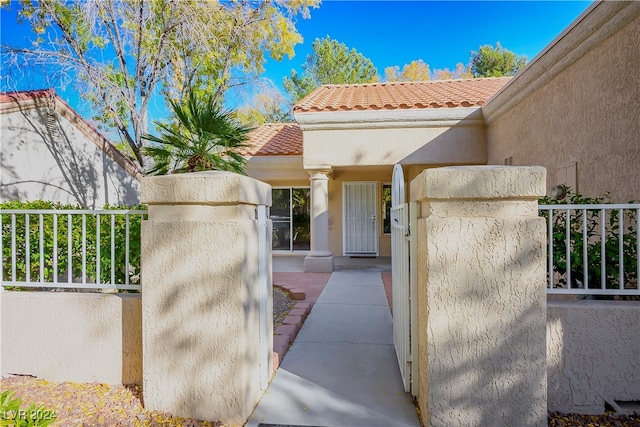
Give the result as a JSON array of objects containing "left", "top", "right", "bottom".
[
  {"left": 1, "top": 209, "right": 147, "bottom": 291},
  {"left": 539, "top": 203, "right": 639, "bottom": 296}
]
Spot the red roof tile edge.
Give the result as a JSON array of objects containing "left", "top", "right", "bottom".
[{"left": 241, "top": 123, "right": 303, "bottom": 156}]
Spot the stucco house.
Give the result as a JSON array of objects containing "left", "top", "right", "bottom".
[
  {"left": 242, "top": 0, "right": 639, "bottom": 272},
  {"left": 0, "top": 89, "right": 141, "bottom": 208}
]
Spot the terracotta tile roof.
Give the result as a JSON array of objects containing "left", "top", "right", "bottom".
[
  {"left": 293, "top": 77, "right": 512, "bottom": 113},
  {"left": 0, "top": 88, "right": 57, "bottom": 103},
  {"left": 240, "top": 123, "right": 302, "bottom": 156}
]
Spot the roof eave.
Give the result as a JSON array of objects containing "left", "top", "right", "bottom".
[
  {"left": 483, "top": 1, "right": 640, "bottom": 124},
  {"left": 293, "top": 107, "right": 485, "bottom": 131}
]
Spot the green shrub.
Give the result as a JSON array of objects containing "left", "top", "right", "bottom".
[
  {"left": 539, "top": 189, "right": 638, "bottom": 290},
  {"left": 1, "top": 201, "right": 145, "bottom": 289},
  {"left": 0, "top": 390, "right": 57, "bottom": 427}
]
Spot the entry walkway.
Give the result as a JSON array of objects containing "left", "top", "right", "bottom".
[{"left": 246, "top": 270, "right": 420, "bottom": 427}]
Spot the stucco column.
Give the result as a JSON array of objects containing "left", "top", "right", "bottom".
[
  {"left": 141, "top": 171, "right": 272, "bottom": 426},
  {"left": 304, "top": 168, "right": 334, "bottom": 272},
  {"left": 410, "top": 166, "right": 547, "bottom": 427}
]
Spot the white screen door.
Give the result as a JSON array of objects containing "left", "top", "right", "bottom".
[{"left": 343, "top": 182, "right": 378, "bottom": 255}]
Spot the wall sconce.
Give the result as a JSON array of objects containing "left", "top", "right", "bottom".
[{"left": 550, "top": 184, "right": 567, "bottom": 200}]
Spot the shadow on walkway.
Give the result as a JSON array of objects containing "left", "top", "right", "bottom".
[{"left": 247, "top": 270, "right": 420, "bottom": 427}]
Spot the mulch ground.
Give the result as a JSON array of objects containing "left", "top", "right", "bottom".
[
  {"left": 548, "top": 411, "right": 640, "bottom": 426},
  {"left": 3, "top": 373, "right": 640, "bottom": 427},
  {"left": 1, "top": 376, "right": 226, "bottom": 426},
  {"left": 273, "top": 285, "right": 296, "bottom": 329}
]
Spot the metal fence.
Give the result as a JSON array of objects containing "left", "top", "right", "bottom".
[
  {"left": 539, "top": 203, "right": 639, "bottom": 296},
  {"left": 1, "top": 209, "right": 147, "bottom": 291}
]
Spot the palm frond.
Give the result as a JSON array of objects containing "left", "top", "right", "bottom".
[{"left": 141, "top": 90, "right": 250, "bottom": 175}]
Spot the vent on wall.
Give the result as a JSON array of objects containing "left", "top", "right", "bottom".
[
  {"left": 504, "top": 155, "right": 514, "bottom": 166},
  {"left": 557, "top": 162, "right": 578, "bottom": 192},
  {"left": 46, "top": 108, "right": 59, "bottom": 137}
]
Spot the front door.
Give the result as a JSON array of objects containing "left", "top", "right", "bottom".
[{"left": 343, "top": 182, "right": 378, "bottom": 255}]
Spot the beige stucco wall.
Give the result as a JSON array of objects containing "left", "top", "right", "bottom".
[
  {"left": 246, "top": 155, "right": 309, "bottom": 185},
  {"left": 412, "top": 166, "right": 548, "bottom": 426},
  {"left": 0, "top": 291, "right": 141, "bottom": 384},
  {"left": 1, "top": 106, "right": 140, "bottom": 207},
  {"left": 547, "top": 300, "right": 640, "bottom": 414},
  {"left": 485, "top": 2, "right": 640, "bottom": 203},
  {"left": 141, "top": 172, "right": 272, "bottom": 425},
  {"left": 299, "top": 108, "right": 486, "bottom": 169}
]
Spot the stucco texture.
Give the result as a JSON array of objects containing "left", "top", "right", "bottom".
[
  {"left": 0, "top": 108, "right": 140, "bottom": 207},
  {"left": 547, "top": 300, "right": 640, "bottom": 414},
  {"left": 141, "top": 172, "right": 272, "bottom": 426},
  {"left": 303, "top": 120, "right": 486, "bottom": 169},
  {"left": 486, "top": 10, "right": 640, "bottom": 203},
  {"left": 0, "top": 292, "right": 141, "bottom": 384},
  {"left": 412, "top": 166, "right": 547, "bottom": 427}
]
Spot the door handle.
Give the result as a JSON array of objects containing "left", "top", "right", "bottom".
[{"left": 371, "top": 215, "right": 376, "bottom": 222}]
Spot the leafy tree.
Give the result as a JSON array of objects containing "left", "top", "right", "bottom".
[
  {"left": 1, "top": 0, "right": 318, "bottom": 167},
  {"left": 384, "top": 59, "right": 430, "bottom": 82},
  {"left": 283, "top": 36, "right": 378, "bottom": 102},
  {"left": 470, "top": 42, "right": 526, "bottom": 77},
  {"left": 236, "top": 90, "right": 294, "bottom": 127},
  {"left": 385, "top": 60, "right": 474, "bottom": 82},
  {"left": 142, "top": 92, "right": 250, "bottom": 176},
  {"left": 433, "top": 62, "right": 474, "bottom": 80}
]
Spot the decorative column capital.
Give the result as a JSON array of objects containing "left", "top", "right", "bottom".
[{"left": 306, "top": 166, "right": 333, "bottom": 180}]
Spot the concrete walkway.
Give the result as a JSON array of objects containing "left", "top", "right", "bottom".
[{"left": 246, "top": 270, "right": 420, "bottom": 427}]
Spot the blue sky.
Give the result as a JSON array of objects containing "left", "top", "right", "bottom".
[
  {"left": 263, "top": 0, "right": 592, "bottom": 92},
  {"left": 1, "top": 1, "right": 593, "bottom": 121}
]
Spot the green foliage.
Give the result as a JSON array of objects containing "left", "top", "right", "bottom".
[
  {"left": 236, "top": 91, "right": 294, "bottom": 127},
  {"left": 0, "top": 390, "right": 57, "bottom": 427},
  {"left": 539, "top": 190, "right": 638, "bottom": 291},
  {"left": 1, "top": 201, "right": 144, "bottom": 290},
  {"left": 283, "top": 36, "right": 378, "bottom": 102},
  {"left": 384, "top": 59, "right": 431, "bottom": 82},
  {"left": 4, "top": 0, "right": 319, "bottom": 167},
  {"left": 470, "top": 42, "right": 526, "bottom": 77},
  {"left": 142, "top": 91, "right": 250, "bottom": 175}
]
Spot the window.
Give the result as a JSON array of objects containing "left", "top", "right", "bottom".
[
  {"left": 271, "top": 187, "right": 310, "bottom": 251},
  {"left": 382, "top": 184, "right": 392, "bottom": 234}
]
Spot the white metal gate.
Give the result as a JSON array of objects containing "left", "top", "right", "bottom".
[
  {"left": 257, "top": 205, "right": 272, "bottom": 390},
  {"left": 390, "top": 164, "right": 418, "bottom": 396},
  {"left": 343, "top": 182, "right": 378, "bottom": 254}
]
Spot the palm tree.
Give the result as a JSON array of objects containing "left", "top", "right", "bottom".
[{"left": 142, "top": 92, "right": 250, "bottom": 175}]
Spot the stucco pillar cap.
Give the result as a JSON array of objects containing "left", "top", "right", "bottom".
[
  {"left": 410, "top": 165, "right": 546, "bottom": 202},
  {"left": 141, "top": 171, "right": 271, "bottom": 206}
]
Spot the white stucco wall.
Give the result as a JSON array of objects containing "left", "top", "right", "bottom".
[
  {"left": 1, "top": 104, "right": 140, "bottom": 207},
  {"left": 0, "top": 291, "right": 142, "bottom": 384}
]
